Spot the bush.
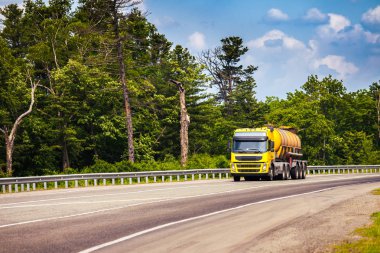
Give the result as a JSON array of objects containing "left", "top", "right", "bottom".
[{"left": 82, "top": 159, "right": 117, "bottom": 173}]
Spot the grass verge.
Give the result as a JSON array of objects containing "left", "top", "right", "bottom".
[{"left": 333, "top": 189, "right": 380, "bottom": 253}]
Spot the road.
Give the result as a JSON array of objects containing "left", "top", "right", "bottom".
[{"left": 1, "top": 174, "right": 380, "bottom": 253}]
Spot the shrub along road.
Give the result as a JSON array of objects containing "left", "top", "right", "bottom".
[{"left": 0, "top": 174, "right": 380, "bottom": 253}]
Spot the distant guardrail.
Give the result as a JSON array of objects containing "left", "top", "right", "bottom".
[{"left": 1, "top": 165, "right": 379, "bottom": 193}]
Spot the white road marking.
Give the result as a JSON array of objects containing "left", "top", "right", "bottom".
[
  {"left": 0, "top": 174, "right": 376, "bottom": 209},
  {"left": 78, "top": 187, "right": 336, "bottom": 253},
  {"left": 0, "top": 184, "right": 228, "bottom": 207},
  {"left": 0, "top": 184, "right": 267, "bottom": 228}
]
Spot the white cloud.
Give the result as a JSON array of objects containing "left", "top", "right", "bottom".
[
  {"left": 188, "top": 32, "right": 206, "bottom": 50},
  {"left": 317, "top": 13, "right": 351, "bottom": 39},
  {"left": 304, "top": 8, "right": 327, "bottom": 22},
  {"left": 314, "top": 55, "right": 358, "bottom": 78},
  {"left": 153, "top": 16, "right": 179, "bottom": 28},
  {"left": 327, "top": 13, "right": 351, "bottom": 32},
  {"left": 362, "top": 5, "right": 380, "bottom": 24},
  {"left": 266, "top": 8, "right": 289, "bottom": 21},
  {"left": 247, "top": 30, "right": 305, "bottom": 50}
]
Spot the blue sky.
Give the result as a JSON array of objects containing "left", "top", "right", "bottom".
[
  {"left": 1, "top": 0, "right": 380, "bottom": 99},
  {"left": 142, "top": 0, "right": 380, "bottom": 99}
]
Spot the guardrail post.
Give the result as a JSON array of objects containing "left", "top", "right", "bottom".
[
  {"left": 206, "top": 174, "right": 209, "bottom": 180},
  {"left": 177, "top": 175, "right": 180, "bottom": 182},
  {"left": 85, "top": 180, "right": 88, "bottom": 187},
  {"left": 121, "top": 178, "right": 124, "bottom": 185},
  {"left": 154, "top": 176, "right": 156, "bottom": 183},
  {"left": 75, "top": 180, "right": 78, "bottom": 188},
  {"left": 169, "top": 176, "right": 172, "bottom": 182},
  {"left": 2, "top": 185, "right": 5, "bottom": 193},
  {"left": 199, "top": 174, "right": 201, "bottom": 180},
  {"left": 162, "top": 176, "right": 165, "bottom": 182},
  {"left": 65, "top": 181, "right": 68, "bottom": 188},
  {"left": 27, "top": 184, "right": 30, "bottom": 192},
  {"left": 103, "top": 179, "right": 106, "bottom": 186},
  {"left": 32, "top": 183, "right": 36, "bottom": 191},
  {"left": 15, "top": 184, "right": 18, "bottom": 192},
  {"left": 137, "top": 177, "right": 140, "bottom": 184},
  {"left": 112, "top": 178, "right": 115, "bottom": 185},
  {"left": 226, "top": 173, "right": 229, "bottom": 178},
  {"left": 129, "top": 178, "right": 132, "bottom": 184},
  {"left": 44, "top": 182, "right": 47, "bottom": 190},
  {"left": 212, "top": 173, "right": 215, "bottom": 179},
  {"left": 21, "top": 184, "right": 24, "bottom": 192},
  {"left": 94, "top": 179, "right": 97, "bottom": 186},
  {"left": 219, "top": 173, "right": 222, "bottom": 179},
  {"left": 192, "top": 174, "right": 194, "bottom": 181},
  {"left": 145, "top": 177, "right": 148, "bottom": 184},
  {"left": 55, "top": 181, "right": 58, "bottom": 189}
]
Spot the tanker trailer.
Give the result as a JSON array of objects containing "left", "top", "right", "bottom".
[{"left": 230, "top": 127, "right": 307, "bottom": 181}]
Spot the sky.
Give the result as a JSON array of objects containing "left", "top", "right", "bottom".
[
  {"left": 1, "top": 0, "right": 380, "bottom": 100},
  {"left": 141, "top": 0, "right": 380, "bottom": 100}
]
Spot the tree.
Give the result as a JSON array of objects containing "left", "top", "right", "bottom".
[
  {"left": 77, "top": 0, "right": 141, "bottom": 163},
  {"left": 370, "top": 81, "right": 380, "bottom": 142},
  {"left": 200, "top": 36, "right": 258, "bottom": 116},
  {"left": 170, "top": 80, "right": 189, "bottom": 166},
  {"left": 0, "top": 75, "right": 38, "bottom": 176}
]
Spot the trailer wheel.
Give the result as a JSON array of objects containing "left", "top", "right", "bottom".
[
  {"left": 279, "top": 165, "right": 287, "bottom": 180},
  {"left": 286, "top": 165, "right": 291, "bottom": 179},
  {"left": 290, "top": 164, "right": 299, "bottom": 179},
  {"left": 233, "top": 176, "right": 240, "bottom": 182},
  {"left": 301, "top": 163, "right": 306, "bottom": 179}
]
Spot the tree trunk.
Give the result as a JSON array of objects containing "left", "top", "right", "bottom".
[
  {"left": 112, "top": 0, "right": 135, "bottom": 162},
  {"left": 376, "top": 89, "right": 380, "bottom": 141},
  {"left": 4, "top": 129, "right": 14, "bottom": 176},
  {"left": 62, "top": 139, "right": 70, "bottom": 170},
  {"left": 171, "top": 80, "right": 190, "bottom": 167},
  {"left": 1, "top": 79, "right": 38, "bottom": 176}
]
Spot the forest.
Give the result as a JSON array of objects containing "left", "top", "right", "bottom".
[{"left": 0, "top": 0, "right": 379, "bottom": 177}]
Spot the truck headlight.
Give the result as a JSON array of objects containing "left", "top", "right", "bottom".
[
  {"left": 262, "top": 163, "right": 267, "bottom": 172},
  {"left": 231, "top": 163, "right": 236, "bottom": 172}
]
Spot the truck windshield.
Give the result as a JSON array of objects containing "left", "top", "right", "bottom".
[{"left": 233, "top": 140, "right": 267, "bottom": 153}]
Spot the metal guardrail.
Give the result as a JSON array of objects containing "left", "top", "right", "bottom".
[
  {"left": 1, "top": 165, "right": 379, "bottom": 194},
  {"left": 0, "top": 169, "right": 230, "bottom": 193}
]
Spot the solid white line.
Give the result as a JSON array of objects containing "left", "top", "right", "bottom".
[{"left": 78, "top": 187, "right": 336, "bottom": 253}]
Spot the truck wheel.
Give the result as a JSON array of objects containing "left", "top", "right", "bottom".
[
  {"left": 286, "top": 165, "right": 291, "bottom": 179},
  {"left": 233, "top": 176, "right": 240, "bottom": 182},
  {"left": 267, "top": 165, "right": 274, "bottom": 181},
  {"left": 290, "top": 165, "right": 299, "bottom": 179}
]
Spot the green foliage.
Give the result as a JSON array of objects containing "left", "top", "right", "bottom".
[
  {"left": 0, "top": 1, "right": 379, "bottom": 176},
  {"left": 333, "top": 211, "right": 380, "bottom": 253}
]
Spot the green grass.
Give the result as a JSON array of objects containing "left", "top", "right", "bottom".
[{"left": 333, "top": 189, "right": 380, "bottom": 253}]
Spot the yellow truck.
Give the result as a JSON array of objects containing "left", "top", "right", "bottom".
[{"left": 230, "top": 127, "right": 307, "bottom": 181}]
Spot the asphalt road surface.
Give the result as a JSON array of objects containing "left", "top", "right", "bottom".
[{"left": 1, "top": 174, "right": 380, "bottom": 253}]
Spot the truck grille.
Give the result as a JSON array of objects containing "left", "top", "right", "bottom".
[
  {"left": 237, "top": 164, "right": 261, "bottom": 168},
  {"left": 236, "top": 163, "right": 261, "bottom": 173},
  {"left": 238, "top": 169, "right": 260, "bottom": 173}
]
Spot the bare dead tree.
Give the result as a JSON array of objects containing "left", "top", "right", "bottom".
[
  {"left": 0, "top": 76, "right": 39, "bottom": 176},
  {"left": 170, "top": 80, "right": 190, "bottom": 167}
]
